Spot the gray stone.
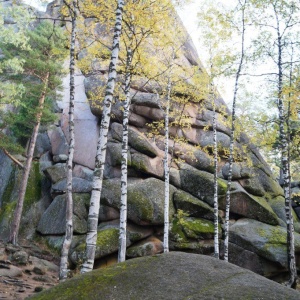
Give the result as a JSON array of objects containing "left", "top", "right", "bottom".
[
  {"left": 131, "top": 153, "right": 164, "bottom": 178},
  {"left": 131, "top": 91, "right": 160, "bottom": 108},
  {"left": 126, "top": 237, "right": 163, "bottom": 258},
  {"left": 229, "top": 242, "right": 285, "bottom": 278},
  {"left": 179, "top": 163, "right": 228, "bottom": 206},
  {"left": 51, "top": 178, "right": 92, "bottom": 194},
  {"left": 111, "top": 123, "right": 159, "bottom": 157},
  {"left": 29, "top": 256, "right": 59, "bottom": 273},
  {"left": 0, "top": 150, "right": 13, "bottom": 205},
  {"left": 101, "top": 178, "right": 176, "bottom": 225},
  {"left": 29, "top": 252, "right": 300, "bottom": 300},
  {"left": 37, "top": 194, "right": 90, "bottom": 235},
  {"left": 220, "top": 186, "right": 279, "bottom": 226},
  {"left": 71, "top": 220, "right": 154, "bottom": 265},
  {"left": 47, "top": 125, "right": 69, "bottom": 156},
  {"left": 44, "top": 163, "right": 67, "bottom": 183},
  {"left": 182, "top": 127, "right": 231, "bottom": 148},
  {"left": 222, "top": 162, "right": 242, "bottom": 180},
  {"left": 268, "top": 195, "right": 299, "bottom": 224},
  {"left": 99, "top": 205, "right": 120, "bottom": 222},
  {"left": 173, "top": 190, "right": 214, "bottom": 220},
  {"left": 106, "top": 141, "right": 131, "bottom": 167},
  {"left": 39, "top": 152, "right": 53, "bottom": 173},
  {"left": 73, "top": 165, "right": 93, "bottom": 181},
  {"left": 53, "top": 154, "right": 68, "bottom": 163},
  {"left": 132, "top": 105, "right": 164, "bottom": 121},
  {"left": 170, "top": 240, "right": 215, "bottom": 255},
  {"left": 34, "top": 132, "right": 51, "bottom": 158},
  {"left": 11, "top": 250, "right": 29, "bottom": 265},
  {"left": 229, "top": 218, "right": 300, "bottom": 268},
  {"left": 0, "top": 265, "right": 23, "bottom": 277}
]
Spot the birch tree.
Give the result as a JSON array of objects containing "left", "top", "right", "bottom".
[
  {"left": 59, "top": 0, "right": 79, "bottom": 281},
  {"left": 118, "top": 0, "right": 174, "bottom": 261},
  {"left": 198, "top": 0, "right": 248, "bottom": 259},
  {"left": 245, "top": 0, "right": 300, "bottom": 287},
  {"left": 81, "top": 0, "right": 125, "bottom": 273},
  {"left": 223, "top": 0, "right": 247, "bottom": 262}
]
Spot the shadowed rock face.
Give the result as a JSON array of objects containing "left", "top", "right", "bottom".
[
  {"left": 28, "top": 252, "right": 300, "bottom": 300},
  {"left": 1, "top": 0, "right": 300, "bottom": 282}
]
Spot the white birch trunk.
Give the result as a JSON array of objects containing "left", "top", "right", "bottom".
[
  {"left": 60, "top": 5, "right": 76, "bottom": 281},
  {"left": 224, "top": 1, "right": 246, "bottom": 261},
  {"left": 163, "top": 74, "right": 172, "bottom": 253},
  {"left": 9, "top": 72, "right": 50, "bottom": 245},
  {"left": 118, "top": 45, "right": 133, "bottom": 263},
  {"left": 275, "top": 20, "right": 297, "bottom": 288},
  {"left": 81, "top": 0, "right": 125, "bottom": 273},
  {"left": 212, "top": 88, "right": 219, "bottom": 259}
]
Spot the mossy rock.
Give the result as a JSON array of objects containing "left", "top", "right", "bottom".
[
  {"left": 169, "top": 240, "right": 215, "bottom": 255},
  {"left": 179, "top": 163, "right": 228, "bottom": 206},
  {"left": 180, "top": 217, "right": 220, "bottom": 240},
  {"left": 37, "top": 193, "right": 90, "bottom": 235},
  {"left": 268, "top": 195, "right": 300, "bottom": 225},
  {"left": 173, "top": 190, "right": 214, "bottom": 220},
  {"left": 29, "top": 252, "right": 300, "bottom": 300},
  {"left": 219, "top": 188, "right": 279, "bottom": 226},
  {"left": 70, "top": 227, "right": 120, "bottom": 265},
  {"left": 130, "top": 153, "right": 164, "bottom": 178},
  {"left": 102, "top": 178, "right": 176, "bottom": 225},
  {"left": 106, "top": 142, "right": 131, "bottom": 167},
  {"left": 0, "top": 162, "right": 42, "bottom": 239},
  {"left": 230, "top": 218, "right": 300, "bottom": 268}
]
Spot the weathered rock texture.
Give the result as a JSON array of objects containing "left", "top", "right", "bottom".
[
  {"left": 29, "top": 252, "right": 300, "bottom": 300},
  {"left": 1, "top": 0, "right": 300, "bottom": 284}
]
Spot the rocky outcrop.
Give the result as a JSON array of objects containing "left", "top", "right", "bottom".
[
  {"left": 29, "top": 252, "right": 300, "bottom": 300},
  {"left": 1, "top": 0, "right": 300, "bottom": 285}
]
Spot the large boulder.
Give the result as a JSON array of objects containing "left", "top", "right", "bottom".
[
  {"left": 37, "top": 194, "right": 90, "bottom": 235},
  {"left": 101, "top": 178, "right": 176, "bottom": 225},
  {"left": 229, "top": 218, "right": 300, "bottom": 269},
  {"left": 29, "top": 252, "right": 300, "bottom": 300}
]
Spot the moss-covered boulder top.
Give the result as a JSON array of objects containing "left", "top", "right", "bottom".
[{"left": 29, "top": 252, "right": 300, "bottom": 300}]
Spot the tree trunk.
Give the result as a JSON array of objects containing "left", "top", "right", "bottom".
[
  {"left": 2, "top": 149, "right": 24, "bottom": 169},
  {"left": 118, "top": 45, "right": 133, "bottom": 263},
  {"left": 163, "top": 71, "right": 172, "bottom": 253},
  {"left": 275, "top": 21, "right": 297, "bottom": 288},
  {"left": 81, "top": 0, "right": 125, "bottom": 273},
  {"left": 212, "top": 88, "right": 219, "bottom": 259},
  {"left": 60, "top": 5, "right": 76, "bottom": 281},
  {"left": 224, "top": 0, "right": 246, "bottom": 261},
  {"left": 9, "top": 72, "right": 50, "bottom": 245}
]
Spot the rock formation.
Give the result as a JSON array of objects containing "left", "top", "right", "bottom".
[
  {"left": 1, "top": 0, "right": 300, "bottom": 284},
  {"left": 29, "top": 252, "right": 300, "bottom": 300}
]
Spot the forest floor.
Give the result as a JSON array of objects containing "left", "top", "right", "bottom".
[{"left": 0, "top": 239, "right": 60, "bottom": 300}]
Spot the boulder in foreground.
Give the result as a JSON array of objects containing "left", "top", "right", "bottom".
[{"left": 29, "top": 252, "right": 300, "bottom": 300}]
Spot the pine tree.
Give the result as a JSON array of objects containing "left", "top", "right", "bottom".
[{"left": 1, "top": 21, "right": 68, "bottom": 245}]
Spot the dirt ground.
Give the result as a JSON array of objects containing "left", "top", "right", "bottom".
[{"left": 0, "top": 239, "right": 60, "bottom": 300}]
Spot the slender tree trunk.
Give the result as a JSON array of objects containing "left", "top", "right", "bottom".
[
  {"left": 163, "top": 71, "right": 172, "bottom": 253},
  {"left": 2, "top": 149, "right": 24, "bottom": 169},
  {"left": 60, "top": 5, "right": 76, "bottom": 281},
  {"left": 9, "top": 72, "right": 50, "bottom": 245},
  {"left": 81, "top": 0, "right": 125, "bottom": 273},
  {"left": 118, "top": 45, "right": 133, "bottom": 263},
  {"left": 224, "top": 0, "right": 246, "bottom": 261},
  {"left": 212, "top": 87, "right": 219, "bottom": 259},
  {"left": 275, "top": 20, "right": 297, "bottom": 288}
]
